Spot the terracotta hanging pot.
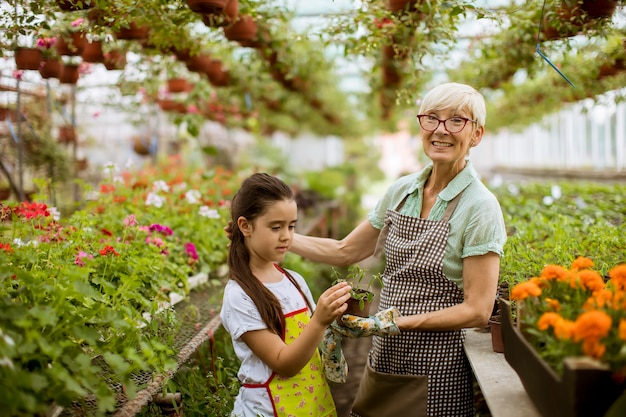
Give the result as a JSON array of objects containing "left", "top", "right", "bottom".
[
  {"left": 56, "top": 0, "right": 93, "bottom": 11},
  {"left": 56, "top": 32, "right": 86, "bottom": 56},
  {"left": 185, "top": 54, "right": 212, "bottom": 73},
  {"left": 205, "top": 59, "right": 230, "bottom": 87},
  {"left": 103, "top": 50, "right": 127, "bottom": 70},
  {"left": 581, "top": 0, "right": 618, "bottom": 18},
  {"left": 58, "top": 125, "right": 76, "bottom": 144},
  {"left": 14, "top": 48, "right": 43, "bottom": 70},
  {"left": 388, "top": 0, "right": 418, "bottom": 13},
  {"left": 59, "top": 63, "right": 80, "bottom": 84},
  {"left": 185, "top": 0, "right": 229, "bottom": 14},
  {"left": 223, "top": 15, "right": 260, "bottom": 48},
  {"left": 132, "top": 136, "right": 151, "bottom": 156},
  {"left": 158, "top": 99, "right": 187, "bottom": 113},
  {"left": 75, "top": 158, "right": 89, "bottom": 171},
  {"left": 115, "top": 22, "right": 150, "bottom": 40},
  {"left": 167, "top": 78, "right": 189, "bottom": 93},
  {"left": 81, "top": 40, "right": 104, "bottom": 63},
  {"left": 39, "top": 58, "right": 63, "bottom": 79},
  {"left": 201, "top": 0, "right": 238, "bottom": 27}
]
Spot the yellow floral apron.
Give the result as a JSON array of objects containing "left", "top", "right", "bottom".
[{"left": 243, "top": 306, "right": 337, "bottom": 417}]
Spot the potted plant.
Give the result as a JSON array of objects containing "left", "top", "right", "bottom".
[
  {"left": 332, "top": 265, "right": 383, "bottom": 318},
  {"left": 36, "top": 36, "right": 62, "bottom": 78}
]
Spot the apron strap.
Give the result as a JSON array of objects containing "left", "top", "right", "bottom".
[{"left": 372, "top": 190, "right": 465, "bottom": 259}]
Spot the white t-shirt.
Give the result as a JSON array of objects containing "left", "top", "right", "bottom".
[{"left": 220, "top": 268, "right": 316, "bottom": 417}]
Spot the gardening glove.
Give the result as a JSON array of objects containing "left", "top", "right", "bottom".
[
  {"left": 331, "top": 307, "right": 401, "bottom": 339},
  {"left": 319, "top": 327, "right": 349, "bottom": 383}
]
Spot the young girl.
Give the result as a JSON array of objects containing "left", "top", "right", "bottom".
[{"left": 220, "top": 173, "right": 352, "bottom": 417}]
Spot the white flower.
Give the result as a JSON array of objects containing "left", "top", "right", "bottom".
[
  {"left": 103, "top": 162, "right": 119, "bottom": 176},
  {"left": 199, "top": 206, "right": 220, "bottom": 218},
  {"left": 12, "top": 238, "right": 25, "bottom": 247},
  {"left": 152, "top": 180, "right": 170, "bottom": 193},
  {"left": 185, "top": 189, "right": 202, "bottom": 204},
  {"left": 125, "top": 158, "right": 134, "bottom": 169},
  {"left": 48, "top": 207, "right": 61, "bottom": 221},
  {"left": 113, "top": 175, "right": 124, "bottom": 184},
  {"left": 145, "top": 192, "right": 165, "bottom": 208},
  {"left": 551, "top": 185, "right": 562, "bottom": 200},
  {"left": 174, "top": 182, "right": 188, "bottom": 192},
  {"left": 542, "top": 196, "right": 554, "bottom": 206}
]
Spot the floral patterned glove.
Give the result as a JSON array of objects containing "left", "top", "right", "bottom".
[
  {"left": 331, "top": 307, "right": 401, "bottom": 338},
  {"left": 320, "top": 327, "right": 349, "bottom": 383}
]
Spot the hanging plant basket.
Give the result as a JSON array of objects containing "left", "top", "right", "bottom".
[
  {"left": 388, "top": 0, "right": 418, "bottom": 13},
  {"left": 56, "top": 32, "right": 86, "bottom": 56},
  {"left": 115, "top": 22, "right": 150, "bottom": 40},
  {"left": 82, "top": 40, "right": 104, "bottom": 63},
  {"left": 0, "top": 187, "right": 11, "bottom": 201},
  {"left": 185, "top": 54, "right": 212, "bottom": 73},
  {"left": 103, "top": 50, "right": 127, "bottom": 70},
  {"left": 74, "top": 158, "right": 89, "bottom": 171},
  {"left": 223, "top": 15, "right": 260, "bottom": 48},
  {"left": 581, "top": 0, "right": 618, "bottom": 18},
  {"left": 39, "top": 58, "right": 63, "bottom": 79},
  {"left": 58, "top": 125, "right": 76, "bottom": 144},
  {"left": 132, "top": 136, "right": 151, "bottom": 156},
  {"left": 205, "top": 59, "right": 230, "bottom": 87},
  {"left": 158, "top": 99, "right": 187, "bottom": 113},
  {"left": 56, "top": 0, "right": 93, "bottom": 11},
  {"left": 184, "top": 0, "right": 229, "bottom": 14},
  {"left": 167, "top": 78, "right": 189, "bottom": 93},
  {"left": 201, "top": 0, "right": 238, "bottom": 27},
  {"left": 59, "top": 64, "right": 80, "bottom": 84},
  {"left": 14, "top": 48, "right": 43, "bottom": 70}
]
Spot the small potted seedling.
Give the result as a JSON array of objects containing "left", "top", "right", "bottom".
[{"left": 332, "top": 265, "right": 383, "bottom": 318}]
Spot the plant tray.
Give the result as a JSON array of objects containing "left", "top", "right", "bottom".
[{"left": 500, "top": 299, "right": 624, "bottom": 417}]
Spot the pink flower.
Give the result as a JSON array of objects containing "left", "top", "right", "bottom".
[
  {"left": 124, "top": 214, "right": 137, "bottom": 227},
  {"left": 13, "top": 70, "right": 23, "bottom": 80},
  {"left": 75, "top": 251, "right": 93, "bottom": 266},
  {"left": 71, "top": 18, "right": 84, "bottom": 27}
]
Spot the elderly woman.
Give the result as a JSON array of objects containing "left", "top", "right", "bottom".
[{"left": 290, "top": 82, "right": 507, "bottom": 417}]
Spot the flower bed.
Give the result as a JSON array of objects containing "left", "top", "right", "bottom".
[{"left": 0, "top": 159, "right": 238, "bottom": 416}]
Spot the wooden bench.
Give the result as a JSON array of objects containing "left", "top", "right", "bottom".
[{"left": 464, "top": 328, "right": 541, "bottom": 417}]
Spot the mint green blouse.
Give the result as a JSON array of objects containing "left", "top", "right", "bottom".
[{"left": 368, "top": 160, "right": 507, "bottom": 288}]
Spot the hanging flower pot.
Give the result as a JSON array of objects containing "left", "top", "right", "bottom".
[
  {"left": 388, "top": 0, "right": 418, "bottom": 13},
  {"left": 81, "top": 40, "right": 104, "bottom": 63},
  {"left": 167, "top": 78, "right": 189, "bottom": 93},
  {"left": 223, "top": 15, "right": 260, "bottom": 48},
  {"left": 132, "top": 136, "right": 151, "bottom": 156},
  {"left": 205, "top": 59, "right": 230, "bottom": 87},
  {"left": 581, "top": 0, "right": 618, "bottom": 18},
  {"left": 103, "top": 50, "right": 127, "bottom": 70},
  {"left": 59, "top": 63, "right": 80, "bottom": 84},
  {"left": 58, "top": 125, "right": 76, "bottom": 144},
  {"left": 201, "top": 0, "right": 238, "bottom": 27},
  {"left": 14, "top": 48, "right": 43, "bottom": 70},
  {"left": 56, "top": 0, "right": 93, "bottom": 11},
  {"left": 185, "top": 0, "right": 229, "bottom": 14},
  {"left": 158, "top": 99, "right": 187, "bottom": 113},
  {"left": 74, "top": 158, "right": 89, "bottom": 171},
  {"left": 39, "top": 58, "right": 63, "bottom": 79},
  {"left": 115, "top": 22, "right": 150, "bottom": 40},
  {"left": 185, "top": 54, "right": 212, "bottom": 73},
  {"left": 56, "top": 32, "right": 86, "bottom": 56}
]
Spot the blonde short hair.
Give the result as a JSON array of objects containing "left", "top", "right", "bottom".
[{"left": 418, "top": 83, "right": 486, "bottom": 128}]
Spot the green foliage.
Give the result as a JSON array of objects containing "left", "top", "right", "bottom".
[{"left": 493, "top": 181, "right": 626, "bottom": 287}]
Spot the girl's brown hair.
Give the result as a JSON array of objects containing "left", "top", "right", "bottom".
[{"left": 228, "top": 173, "right": 311, "bottom": 336}]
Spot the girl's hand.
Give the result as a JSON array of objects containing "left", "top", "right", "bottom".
[{"left": 313, "top": 281, "right": 352, "bottom": 327}]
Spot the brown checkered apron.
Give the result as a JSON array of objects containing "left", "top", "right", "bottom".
[{"left": 351, "top": 192, "right": 472, "bottom": 417}]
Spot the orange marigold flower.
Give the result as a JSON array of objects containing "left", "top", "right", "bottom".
[
  {"left": 530, "top": 276, "right": 549, "bottom": 289},
  {"left": 577, "top": 270, "right": 605, "bottom": 292},
  {"left": 511, "top": 281, "right": 542, "bottom": 300},
  {"left": 582, "top": 339, "right": 606, "bottom": 359},
  {"left": 571, "top": 256, "right": 594, "bottom": 270},
  {"left": 545, "top": 297, "right": 561, "bottom": 311},
  {"left": 554, "top": 319, "right": 575, "bottom": 341},
  {"left": 584, "top": 289, "right": 613, "bottom": 310},
  {"left": 619, "top": 319, "right": 626, "bottom": 342},
  {"left": 609, "top": 265, "right": 626, "bottom": 291},
  {"left": 540, "top": 264, "right": 569, "bottom": 281},
  {"left": 538, "top": 312, "right": 562, "bottom": 331},
  {"left": 573, "top": 310, "right": 612, "bottom": 342}
]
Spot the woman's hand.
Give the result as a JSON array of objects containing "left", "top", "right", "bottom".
[{"left": 313, "top": 281, "right": 352, "bottom": 327}]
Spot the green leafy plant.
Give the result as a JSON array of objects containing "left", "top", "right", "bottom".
[{"left": 332, "top": 265, "right": 383, "bottom": 312}]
